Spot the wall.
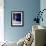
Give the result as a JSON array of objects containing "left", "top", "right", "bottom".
[
  {"left": 40, "top": 0, "right": 46, "bottom": 27},
  {"left": 4, "top": 0, "right": 40, "bottom": 42}
]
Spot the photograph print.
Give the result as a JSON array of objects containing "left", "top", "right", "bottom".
[{"left": 11, "top": 11, "right": 24, "bottom": 27}]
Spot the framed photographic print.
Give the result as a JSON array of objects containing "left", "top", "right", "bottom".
[{"left": 11, "top": 11, "right": 24, "bottom": 27}]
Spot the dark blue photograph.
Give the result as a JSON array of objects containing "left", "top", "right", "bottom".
[
  {"left": 11, "top": 11, "right": 24, "bottom": 26},
  {"left": 13, "top": 13, "right": 21, "bottom": 21}
]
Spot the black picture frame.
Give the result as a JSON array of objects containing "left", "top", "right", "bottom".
[{"left": 11, "top": 11, "right": 24, "bottom": 27}]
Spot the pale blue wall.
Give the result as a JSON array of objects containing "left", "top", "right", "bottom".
[
  {"left": 40, "top": 0, "right": 46, "bottom": 27},
  {"left": 4, "top": 0, "right": 40, "bottom": 42}
]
